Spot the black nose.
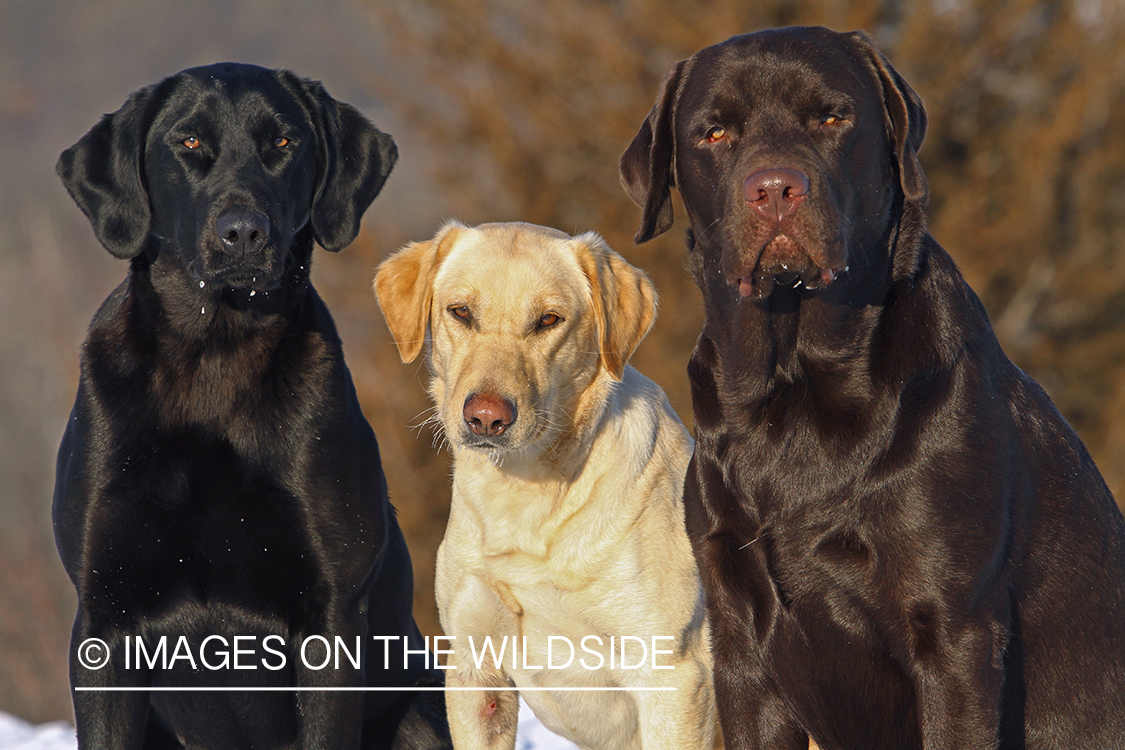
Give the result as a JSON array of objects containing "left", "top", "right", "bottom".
[
  {"left": 216, "top": 209, "right": 270, "bottom": 256},
  {"left": 744, "top": 168, "right": 810, "bottom": 221}
]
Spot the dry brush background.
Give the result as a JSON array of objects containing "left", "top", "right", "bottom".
[{"left": 1, "top": 0, "right": 1122, "bottom": 724}]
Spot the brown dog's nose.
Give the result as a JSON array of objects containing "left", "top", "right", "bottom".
[
  {"left": 463, "top": 393, "right": 517, "bottom": 437},
  {"left": 744, "top": 169, "right": 810, "bottom": 221}
]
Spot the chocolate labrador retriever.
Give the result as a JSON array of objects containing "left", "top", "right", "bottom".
[
  {"left": 55, "top": 63, "right": 448, "bottom": 749},
  {"left": 621, "top": 26, "right": 1125, "bottom": 750}
]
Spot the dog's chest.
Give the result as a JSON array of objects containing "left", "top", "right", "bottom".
[{"left": 84, "top": 433, "right": 323, "bottom": 627}]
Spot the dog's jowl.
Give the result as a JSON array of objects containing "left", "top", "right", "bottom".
[
  {"left": 54, "top": 63, "right": 449, "bottom": 750},
  {"left": 622, "top": 26, "right": 1125, "bottom": 750}
]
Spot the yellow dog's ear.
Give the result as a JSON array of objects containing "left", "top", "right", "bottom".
[
  {"left": 574, "top": 233, "right": 657, "bottom": 381},
  {"left": 374, "top": 221, "right": 464, "bottom": 363}
]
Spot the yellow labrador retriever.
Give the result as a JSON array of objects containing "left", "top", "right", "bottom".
[{"left": 374, "top": 221, "right": 716, "bottom": 750}]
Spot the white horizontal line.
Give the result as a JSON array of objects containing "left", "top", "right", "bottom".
[{"left": 76, "top": 686, "right": 676, "bottom": 692}]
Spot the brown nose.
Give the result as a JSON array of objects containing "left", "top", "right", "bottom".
[
  {"left": 744, "top": 168, "right": 810, "bottom": 221},
  {"left": 463, "top": 393, "right": 517, "bottom": 437}
]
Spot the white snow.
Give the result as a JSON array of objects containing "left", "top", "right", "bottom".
[
  {"left": 516, "top": 698, "right": 580, "bottom": 750},
  {"left": 0, "top": 713, "right": 75, "bottom": 750}
]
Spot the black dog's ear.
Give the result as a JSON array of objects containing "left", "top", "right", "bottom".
[
  {"left": 849, "top": 31, "right": 928, "bottom": 205},
  {"left": 619, "top": 61, "right": 684, "bottom": 244},
  {"left": 57, "top": 87, "right": 154, "bottom": 260},
  {"left": 305, "top": 80, "right": 398, "bottom": 252}
]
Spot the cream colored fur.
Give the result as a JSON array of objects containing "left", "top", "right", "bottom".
[{"left": 374, "top": 222, "right": 716, "bottom": 750}]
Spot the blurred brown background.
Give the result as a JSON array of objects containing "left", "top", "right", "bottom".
[{"left": 1, "top": 0, "right": 1122, "bottom": 725}]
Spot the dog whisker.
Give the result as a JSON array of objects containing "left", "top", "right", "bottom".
[{"left": 408, "top": 405, "right": 442, "bottom": 432}]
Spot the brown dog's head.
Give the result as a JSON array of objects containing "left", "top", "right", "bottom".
[
  {"left": 621, "top": 27, "right": 927, "bottom": 300},
  {"left": 374, "top": 222, "right": 656, "bottom": 463}
]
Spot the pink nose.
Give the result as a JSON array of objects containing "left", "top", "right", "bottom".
[
  {"left": 744, "top": 168, "right": 810, "bottom": 221},
  {"left": 463, "top": 393, "right": 517, "bottom": 437}
]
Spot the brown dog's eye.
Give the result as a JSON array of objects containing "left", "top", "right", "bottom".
[
  {"left": 183, "top": 136, "right": 201, "bottom": 149},
  {"left": 274, "top": 137, "right": 290, "bottom": 148},
  {"left": 821, "top": 115, "right": 845, "bottom": 127},
  {"left": 537, "top": 313, "right": 561, "bottom": 329},
  {"left": 703, "top": 127, "right": 726, "bottom": 144},
  {"left": 449, "top": 305, "right": 471, "bottom": 323}
]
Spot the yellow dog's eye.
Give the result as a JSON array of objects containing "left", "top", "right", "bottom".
[
  {"left": 183, "top": 136, "right": 201, "bottom": 149},
  {"left": 449, "top": 305, "right": 471, "bottom": 321},
  {"left": 538, "top": 313, "right": 561, "bottom": 328}
]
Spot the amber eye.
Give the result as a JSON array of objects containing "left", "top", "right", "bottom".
[
  {"left": 182, "top": 136, "right": 201, "bottom": 149},
  {"left": 538, "top": 312, "right": 561, "bottom": 328},
  {"left": 821, "top": 115, "right": 845, "bottom": 126},
  {"left": 274, "top": 137, "right": 290, "bottom": 148},
  {"left": 449, "top": 305, "right": 471, "bottom": 322},
  {"left": 703, "top": 126, "right": 726, "bottom": 144}
]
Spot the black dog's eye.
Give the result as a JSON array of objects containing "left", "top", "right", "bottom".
[
  {"left": 182, "top": 136, "right": 202, "bottom": 149},
  {"left": 449, "top": 305, "right": 472, "bottom": 324},
  {"left": 274, "top": 137, "right": 290, "bottom": 148},
  {"left": 537, "top": 312, "right": 562, "bottom": 329}
]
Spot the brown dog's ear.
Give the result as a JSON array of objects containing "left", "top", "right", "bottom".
[
  {"left": 374, "top": 222, "right": 463, "bottom": 363},
  {"left": 574, "top": 233, "right": 657, "bottom": 380},
  {"left": 620, "top": 61, "right": 685, "bottom": 244},
  {"left": 849, "top": 31, "right": 928, "bottom": 205}
]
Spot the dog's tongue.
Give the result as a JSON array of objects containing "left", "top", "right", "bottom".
[{"left": 738, "top": 273, "right": 778, "bottom": 300}]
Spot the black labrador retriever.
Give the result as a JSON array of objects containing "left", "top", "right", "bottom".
[
  {"left": 55, "top": 63, "right": 449, "bottom": 749},
  {"left": 621, "top": 26, "right": 1125, "bottom": 750}
]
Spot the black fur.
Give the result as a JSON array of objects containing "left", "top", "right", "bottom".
[
  {"left": 622, "top": 27, "right": 1125, "bottom": 750},
  {"left": 54, "top": 63, "right": 448, "bottom": 750}
]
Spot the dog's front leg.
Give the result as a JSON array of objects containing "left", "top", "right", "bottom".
[
  {"left": 708, "top": 625, "right": 807, "bottom": 750},
  {"left": 294, "top": 686, "right": 364, "bottom": 750},
  {"left": 912, "top": 619, "right": 1005, "bottom": 750},
  {"left": 70, "top": 617, "right": 149, "bottom": 750},
  {"left": 293, "top": 621, "right": 366, "bottom": 750},
  {"left": 72, "top": 686, "right": 148, "bottom": 750},
  {"left": 683, "top": 456, "right": 806, "bottom": 750},
  {"left": 444, "top": 660, "right": 518, "bottom": 750},
  {"left": 634, "top": 657, "right": 719, "bottom": 750},
  {"left": 436, "top": 525, "right": 521, "bottom": 750}
]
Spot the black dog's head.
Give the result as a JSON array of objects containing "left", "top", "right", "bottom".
[
  {"left": 621, "top": 27, "right": 927, "bottom": 301},
  {"left": 58, "top": 62, "right": 397, "bottom": 293}
]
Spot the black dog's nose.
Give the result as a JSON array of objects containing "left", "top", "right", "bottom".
[
  {"left": 216, "top": 209, "right": 270, "bottom": 256},
  {"left": 744, "top": 169, "right": 810, "bottom": 221},
  {"left": 463, "top": 393, "right": 517, "bottom": 437}
]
